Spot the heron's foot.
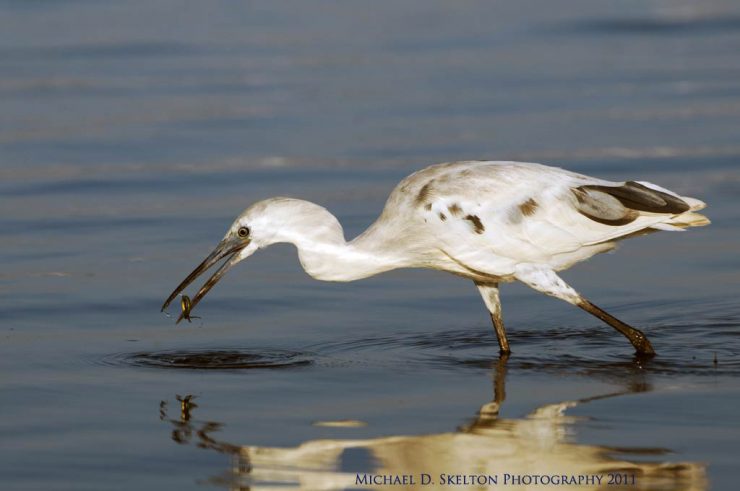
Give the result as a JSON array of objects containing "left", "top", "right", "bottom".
[
  {"left": 630, "top": 329, "right": 656, "bottom": 357},
  {"left": 576, "top": 299, "right": 657, "bottom": 356}
]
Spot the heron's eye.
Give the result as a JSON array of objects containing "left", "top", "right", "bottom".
[{"left": 237, "top": 226, "right": 250, "bottom": 238}]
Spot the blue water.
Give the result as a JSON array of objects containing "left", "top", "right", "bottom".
[{"left": 1, "top": 1, "right": 739, "bottom": 490}]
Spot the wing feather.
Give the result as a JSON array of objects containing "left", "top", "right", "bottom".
[
  {"left": 575, "top": 181, "right": 690, "bottom": 215},
  {"left": 378, "top": 161, "right": 706, "bottom": 275}
]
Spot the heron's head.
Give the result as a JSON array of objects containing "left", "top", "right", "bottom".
[{"left": 161, "top": 197, "right": 341, "bottom": 322}]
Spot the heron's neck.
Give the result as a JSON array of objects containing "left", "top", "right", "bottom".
[{"left": 273, "top": 206, "right": 406, "bottom": 282}]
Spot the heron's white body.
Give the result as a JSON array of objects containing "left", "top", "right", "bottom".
[
  {"left": 169, "top": 160, "right": 708, "bottom": 354},
  {"left": 243, "top": 161, "right": 707, "bottom": 289}
]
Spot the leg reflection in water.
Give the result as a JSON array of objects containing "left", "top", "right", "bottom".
[{"left": 159, "top": 357, "right": 706, "bottom": 491}]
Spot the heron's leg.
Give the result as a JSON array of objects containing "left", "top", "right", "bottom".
[
  {"left": 576, "top": 299, "right": 657, "bottom": 355},
  {"left": 475, "top": 282, "right": 511, "bottom": 354},
  {"left": 514, "top": 265, "right": 655, "bottom": 356}
]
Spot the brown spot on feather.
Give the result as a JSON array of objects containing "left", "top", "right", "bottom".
[
  {"left": 448, "top": 203, "right": 462, "bottom": 216},
  {"left": 519, "top": 198, "right": 539, "bottom": 216},
  {"left": 464, "top": 214, "right": 485, "bottom": 234},
  {"left": 424, "top": 203, "right": 432, "bottom": 211},
  {"left": 415, "top": 181, "right": 433, "bottom": 206},
  {"left": 439, "top": 213, "right": 447, "bottom": 221}
]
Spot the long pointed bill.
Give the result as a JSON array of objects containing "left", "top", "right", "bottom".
[
  {"left": 174, "top": 251, "right": 244, "bottom": 323},
  {"left": 161, "top": 238, "right": 250, "bottom": 315}
]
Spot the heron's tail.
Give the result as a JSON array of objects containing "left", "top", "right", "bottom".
[{"left": 651, "top": 197, "right": 710, "bottom": 231}]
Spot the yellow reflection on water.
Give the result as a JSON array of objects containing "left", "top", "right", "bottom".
[{"left": 160, "top": 358, "right": 706, "bottom": 491}]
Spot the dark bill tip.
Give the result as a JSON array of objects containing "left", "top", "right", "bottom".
[
  {"left": 174, "top": 252, "right": 243, "bottom": 323},
  {"left": 161, "top": 239, "right": 247, "bottom": 313}
]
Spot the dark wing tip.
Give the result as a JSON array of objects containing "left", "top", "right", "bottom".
[
  {"left": 572, "top": 187, "right": 639, "bottom": 226},
  {"left": 579, "top": 210, "right": 639, "bottom": 226},
  {"left": 573, "top": 180, "right": 691, "bottom": 226},
  {"left": 580, "top": 182, "right": 690, "bottom": 215}
]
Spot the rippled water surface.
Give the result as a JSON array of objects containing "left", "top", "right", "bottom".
[{"left": 2, "top": 1, "right": 739, "bottom": 490}]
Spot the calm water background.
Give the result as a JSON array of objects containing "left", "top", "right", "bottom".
[{"left": 1, "top": 1, "right": 739, "bottom": 489}]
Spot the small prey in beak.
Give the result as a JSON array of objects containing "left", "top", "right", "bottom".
[
  {"left": 162, "top": 225, "right": 254, "bottom": 324},
  {"left": 179, "top": 295, "right": 200, "bottom": 323}
]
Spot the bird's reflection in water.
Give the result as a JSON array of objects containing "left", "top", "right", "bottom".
[
  {"left": 160, "top": 395, "right": 244, "bottom": 459},
  {"left": 159, "top": 357, "right": 706, "bottom": 491}
]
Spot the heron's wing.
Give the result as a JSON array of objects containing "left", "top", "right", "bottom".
[
  {"left": 570, "top": 181, "right": 689, "bottom": 226},
  {"left": 508, "top": 176, "right": 700, "bottom": 255},
  {"left": 388, "top": 161, "right": 704, "bottom": 270}
]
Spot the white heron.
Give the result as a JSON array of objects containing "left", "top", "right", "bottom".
[{"left": 162, "top": 161, "right": 709, "bottom": 356}]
